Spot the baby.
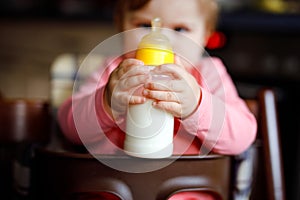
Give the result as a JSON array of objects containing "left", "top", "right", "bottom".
[{"left": 58, "top": 0, "right": 257, "bottom": 199}]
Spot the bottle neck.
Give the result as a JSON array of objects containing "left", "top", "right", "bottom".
[{"left": 136, "top": 48, "right": 174, "bottom": 66}]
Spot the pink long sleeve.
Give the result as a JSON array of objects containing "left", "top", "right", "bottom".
[
  {"left": 57, "top": 57, "right": 256, "bottom": 155},
  {"left": 180, "top": 57, "right": 257, "bottom": 155},
  {"left": 57, "top": 58, "right": 124, "bottom": 154}
]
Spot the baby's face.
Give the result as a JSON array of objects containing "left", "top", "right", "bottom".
[{"left": 122, "top": 0, "right": 208, "bottom": 64}]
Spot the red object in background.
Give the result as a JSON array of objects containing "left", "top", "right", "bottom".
[{"left": 206, "top": 31, "right": 226, "bottom": 50}]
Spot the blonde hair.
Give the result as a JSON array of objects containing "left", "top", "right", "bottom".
[{"left": 114, "top": 0, "right": 219, "bottom": 35}]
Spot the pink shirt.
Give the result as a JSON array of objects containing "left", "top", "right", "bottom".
[{"left": 58, "top": 57, "right": 257, "bottom": 156}]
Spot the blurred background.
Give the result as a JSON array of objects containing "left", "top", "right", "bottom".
[{"left": 0, "top": 0, "right": 300, "bottom": 199}]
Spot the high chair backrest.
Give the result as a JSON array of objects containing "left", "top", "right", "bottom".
[
  {"left": 32, "top": 152, "right": 230, "bottom": 200},
  {"left": 32, "top": 81, "right": 285, "bottom": 200},
  {"left": 0, "top": 98, "right": 50, "bottom": 143}
]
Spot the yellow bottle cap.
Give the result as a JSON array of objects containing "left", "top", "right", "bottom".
[{"left": 136, "top": 18, "right": 174, "bottom": 66}]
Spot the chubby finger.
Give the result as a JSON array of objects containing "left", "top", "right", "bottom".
[
  {"left": 152, "top": 101, "right": 182, "bottom": 117},
  {"left": 174, "top": 55, "right": 185, "bottom": 68},
  {"left": 144, "top": 79, "right": 185, "bottom": 92},
  {"left": 117, "top": 58, "right": 144, "bottom": 77},
  {"left": 143, "top": 89, "right": 180, "bottom": 102},
  {"left": 117, "top": 74, "right": 149, "bottom": 91},
  {"left": 128, "top": 95, "right": 147, "bottom": 104},
  {"left": 122, "top": 65, "right": 151, "bottom": 79},
  {"left": 175, "top": 54, "right": 195, "bottom": 70},
  {"left": 112, "top": 91, "right": 146, "bottom": 107},
  {"left": 120, "top": 58, "right": 144, "bottom": 68},
  {"left": 151, "top": 64, "right": 185, "bottom": 79}
]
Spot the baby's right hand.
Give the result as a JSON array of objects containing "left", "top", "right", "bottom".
[{"left": 105, "top": 58, "right": 150, "bottom": 115}]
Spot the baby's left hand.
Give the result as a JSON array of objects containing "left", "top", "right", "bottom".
[{"left": 143, "top": 60, "right": 201, "bottom": 118}]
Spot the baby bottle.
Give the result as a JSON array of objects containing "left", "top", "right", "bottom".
[{"left": 124, "top": 18, "right": 175, "bottom": 158}]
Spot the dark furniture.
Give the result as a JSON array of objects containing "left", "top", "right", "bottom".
[
  {"left": 0, "top": 98, "right": 50, "bottom": 199},
  {"left": 31, "top": 89, "right": 285, "bottom": 200}
]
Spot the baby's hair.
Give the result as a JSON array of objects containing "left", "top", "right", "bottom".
[{"left": 114, "top": 0, "right": 219, "bottom": 35}]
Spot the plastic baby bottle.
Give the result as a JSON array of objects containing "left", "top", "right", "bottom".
[{"left": 124, "top": 18, "right": 175, "bottom": 158}]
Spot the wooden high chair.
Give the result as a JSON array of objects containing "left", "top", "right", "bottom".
[
  {"left": 243, "top": 89, "right": 285, "bottom": 200},
  {"left": 31, "top": 89, "right": 285, "bottom": 200},
  {"left": 0, "top": 98, "right": 50, "bottom": 143}
]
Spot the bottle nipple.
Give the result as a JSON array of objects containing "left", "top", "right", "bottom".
[
  {"left": 136, "top": 17, "right": 174, "bottom": 65},
  {"left": 138, "top": 17, "right": 172, "bottom": 51},
  {"left": 151, "top": 17, "right": 162, "bottom": 33}
]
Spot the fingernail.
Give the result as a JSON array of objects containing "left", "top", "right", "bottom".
[
  {"left": 137, "top": 60, "right": 144, "bottom": 65},
  {"left": 143, "top": 89, "right": 148, "bottom": 96},
  {"left": 152, "top": 101, "right": 158, "bottom": 106}
]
